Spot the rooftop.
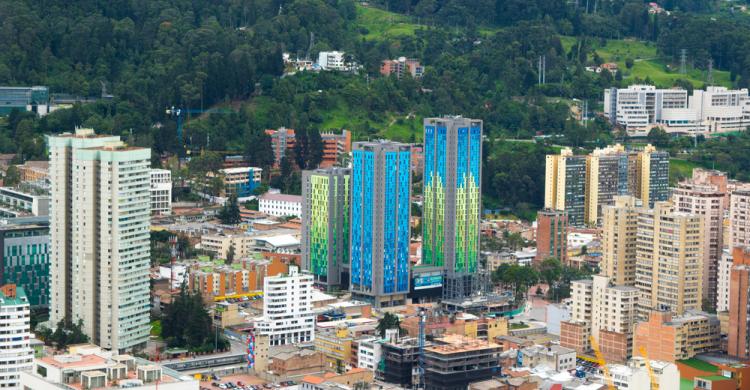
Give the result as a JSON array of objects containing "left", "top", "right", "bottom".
[
  {"left": 425, "top": 334, "right": 500, "bottom": 354},
  {"left": 259, "top": 193, "right": 302, "bottom": 203}
]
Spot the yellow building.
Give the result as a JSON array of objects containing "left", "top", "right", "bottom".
[
  {"left": 314, "top": 327, "right": 353, "bottom": 370},
  {"left": 601, "top": 196, "right": 641, "bottom": 286},
  {"left": 545, "top": 148, "right": 587, "bottom": 226},
  {"left": 635, "top": 202, "right": 704, "bottom": 319}
]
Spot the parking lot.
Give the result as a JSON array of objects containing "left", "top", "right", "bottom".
[{"left": 200, "top": 373, "right": 272, "bottom": 390}]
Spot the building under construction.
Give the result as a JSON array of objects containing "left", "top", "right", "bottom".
[
  {"left": 423, "top": 334, "right": 502, "bottom": 390},
  {"left": 379, "top": 336, "right": 429, "bottom": 387}
]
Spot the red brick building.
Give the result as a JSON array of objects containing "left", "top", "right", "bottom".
[
  {"left": 535, "top": 209, "right": 568, "bottom": 266},
  {"left": 729, "top": 247, "right": 750, "bottom": 359}
]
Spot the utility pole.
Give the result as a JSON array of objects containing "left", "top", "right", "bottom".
[
  {"left": 680, "top": 49, "right": 687, "bottom": 75},
  {"left": 707, "top": 59, "right": 714, "bottom": 85}
]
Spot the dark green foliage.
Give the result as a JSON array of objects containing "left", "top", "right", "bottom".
[
  {"left": 376, "top": 312, "right": 402, "bottom": 338},
  {"left": 218, "top": 195, "right": 242, "bottom": 225},
  {"left": 37, "top": 319, "right": 89, "bottom": 350},
  {"left": 161, "top": 286, "right": 228, "bottom": 352},
  {"left": 3, "top": 165, "right": 20, "bottom": 187}
]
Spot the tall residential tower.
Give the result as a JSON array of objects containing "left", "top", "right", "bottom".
[
  {"left": 422, "top": 117, "right": 483, "bottom": 300},
  {"left": 301, "top": 167, "right": 350, "bottom": 290},
  {"left": 49, "top": 128, "right": 151, "bottom": 351},
  {"left": 350, "top": 141, "right": 411, "bottom": 307}
]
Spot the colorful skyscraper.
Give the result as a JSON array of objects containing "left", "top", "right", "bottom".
[
  {"left": 422, "top": 117, "right": 482, "bottom": 300},
  {"left": 350, "top": 141, "right": 411, "bottom": 307},
  {"left": 301, "top": 167, "right": 351, "bottom": 290}
]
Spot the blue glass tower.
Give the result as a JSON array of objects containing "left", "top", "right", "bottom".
[{"left": 350, "top": 141, "right": 411, "bottom": 307}]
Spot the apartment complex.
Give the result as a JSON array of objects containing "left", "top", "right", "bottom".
[
  {"left": 604, "top": 85, "right": 750, "bottom": 135},
  {"left": 350, "top": 141, "right": 411, "bottom": 307},
  {"left": 561, "top": 275, "right": 638, "bottom": 362},
  {"left": 0, "top": 218, "right": 50, "bottom": 306},
  {"left": 600, "top": 196, "right": 641, "bottom": 286},
  {"left": 635, "top": 202, "right": 704, "bottom": 318},
  {"left": 265, "top": 128, "right": 351, "bottom": 168},
  {"left": 256, "top": 266, "right": 315, "bottom": 346},
  {"left": 218, "top": 166, "right": 262, "bottom": 198},
  {"left": 48, "top": 128, "right": 151, "bottom": 351},
  {"left": 0, "top": 285, "right": 33, "bottom": 389},
  {"left": 545, "top": 145, "right": 669, "bottom": 226},
  {"left": 633, "top": 310, "right": 720, "bottom": 362},
  {"left": 534, "top": 209, "right": 568, "bottom": 266},
  {"left": 672, "top": 172, "right": 726, "bottom": 311},
  {"left": 380, "top": 57, "right": 424, "bottom": 79},
  {"left": 728, "top": 247, "right": 750, "bottom": 359},
  {"left": 150, "top": 169, "right": 171, "bottom": 215},
  {"left": 259, "top": 193, "right": 302, "bottom": 217},
  {"left": 301, "top": 167, "right": 351, "bottom": 289},
  {"left": 422, "top": 117, "right": 482, "bottom": 300},
  {"left": 730, "top": 189, "right": 750, "bottom": 249}
]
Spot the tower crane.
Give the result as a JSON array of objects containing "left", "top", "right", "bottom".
[
  {"left": 639, "top": 346, "right": 659, "bottom": 390},
  {"left": 165, "top": 106, "right": 235, "bottom": 153},
  {"left": 589, "top": 335, "right": 615, "bottom": 390}
]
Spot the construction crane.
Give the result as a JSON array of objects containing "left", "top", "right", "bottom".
[
  {"left": 417, "top": 308, "right": 426, "bottom": 389},
  {"left": 165, "top": 106, "right": 235, "bottom": 152},
  {"left": 589, "top": 335, "right": 615, "bottom": 390},
  {"left": 639, "top": 347, "right": 659, "bottom": 390}
]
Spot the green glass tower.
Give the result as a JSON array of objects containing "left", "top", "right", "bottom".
[
  {"left": 0, "top": 217, "right": 50, "bottom": 306},
  {"left": 301, "top": 167, "right": 351, "bottom": 289},
  {"left": 423, "top": 117, "right": 482, "bottom": 300}
]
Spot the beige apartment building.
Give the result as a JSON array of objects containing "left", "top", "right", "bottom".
[
  {"left": 600, "top": 196, "right": 641, "bottom": 286},
  {"left": 635, "top": 202, "right": 704, "bottom": 319},
  {"left": 634, "top": 310, "right": 720, "bottom": 362},
  {"left": 730, "top": 189, "right": 750, "bottom": 250},
  {"left": 545, "top": 148, "right": 587, "bottom": 226},
  {"left": 48, "top": 128, "right": 151, "bottom": 351},
  {"left": 672, "top": 173, "right": 726, "bottom": 312}
]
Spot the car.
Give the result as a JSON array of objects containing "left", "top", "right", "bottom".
[
  {"left": 238, "top": 382, "right": 245, "bottom": 387},
  {"left": 219, "top": 385, "right": 227, "bottom": 390}
]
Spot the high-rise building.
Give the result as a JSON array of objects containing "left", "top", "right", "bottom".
[
  {"left": 0, "top": 217, "right": 50, "bottom": 306},
  {"left": 672, "top": 173, "right": 726, "bottom": 312},
  {"left": 730, "top": 189, "right": 750, "bottom": 250},
  {"left": 600, "top": 196, "right": 641, "bottom": 286},
  {"left": 301, "top": 167, "right": 351, "bottom": 289},
  {"left": 728, "top": 247, "right": 750, "bottom": 359},
  {"left": 534, "top": 209, "right": 568, "bottom": 266},
  {"left": 49, "top": 128, "right": 151, "bottom": 351},
  {"left": 256, "top": 266, "right": 315, "bottom": 346},
  {"left": 422, "top": 117, "right": 482, "bottom": 300},
  {"left": 635, "top": 202, "right": 704, "bottom": 318},
  {"left": 150, "top": 169, "right": 172, "bottom": 215},
  {"left": 350, "top": 141, "right": 411, "bottom": 307},
  {"left": 635, "top": 145, "right": 670, "bottom": 208},
  {"left": 0, "top": 284, "right": 33, "bottom": 389},
  {"left": 545, "top": 148, "right": 587, "bottom": 226},
  {"left": 717, "top": 249, "right": 733, "bottom": 313},
  {"left": 585, "top": 145, "right": 630, "bottom": 225}
]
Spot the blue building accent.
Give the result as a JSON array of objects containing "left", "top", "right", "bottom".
[
  {"left": 397, "top": 151, "right": 410, "bottom": 293},
  {"left": 351, "top": 150, "right": 363, "bottom": 287}
]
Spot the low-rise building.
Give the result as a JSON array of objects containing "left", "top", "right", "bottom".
[
  {"left": 265, "top": 345, "right": 326, "bottom": 378},
  {"left": 518, "top": 345, "right": 576, "bottom": 372},
  {"left": 424, "top": 334, "right": 502, "bottom": 390},
  {"left": 380, "top": 57, "right": 424, "bottom": 79},
  {"left": 608, "top": 357, "right": 680, "bottom": 390},
  {"left": 357, "top": 336, "right": 383, "bottom": 371},
  {"left": 17, "top": 161, "right": 48, "bottom": 183},
  {"left": 216, "top": 167, "right": 262, "bottom": 198},
  {"left": 188, "top": 256, "right": 288, "bottom": 299},
  {"left": 0, "top": 86, "right": 49, "bottom": 116},
  {"left": 200, "top": 229, "right": 301, "bottom": 258},
  {"left": 315, "top": 327, "right": 353, "bottom": 370},
  {"left": 0, "top": 218, "right": 50, "bottom": 306},
  {"left": 633, "top": 310, "right": 720, "bottom": 362},
  {"left": 150, "top": 169, "right": 172, "bottom": 215},
  {"left": 259, "top": 193, "right": 302, "bottom": 217},
  {"left": 318, "top": 51, "right": 347, "bottom": 71},
  {"left": 0, "top": 187, "right": 50, "bottom": 217}
]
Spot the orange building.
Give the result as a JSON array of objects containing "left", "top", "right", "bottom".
[
  {"left": 729, "top": 247, "right": 750, "bottom": 359},
  {"left": 560, "top": 321, "right": 588, "bottom": 354},
  {"left": 634, "top": 311, "right": 720, "bottom": 362},
  {"left": 188, "top": 256, "right": 288, "bottom": 298}
]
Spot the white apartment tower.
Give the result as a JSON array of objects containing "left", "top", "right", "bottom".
[
  {"left": 48, "top": 128, "right": 151, "bottom": 352},
  {"left": 150, "top": 169, "right": 172, "bottom": 215},
  {"left": 256, "top": 266, "right": 315, "bottom": 346},
  {"left": 0, "top": 286, "right": 33, "bottom": 389}
]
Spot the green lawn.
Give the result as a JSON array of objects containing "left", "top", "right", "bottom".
[
  {"left": 560, "top": 36, "right": 732, "bottom": 88},
  {"left": 680, "top": 378, "right": 694, "bottom": 390},
  {"left": 678, "top": 358, "right": 718, "bottom": 373},
  {"left": 356, "top": 5, "right": 422, "bottom": 40},
  {"left": 150, "top": 320, "right": 162, "bottom": 337},
  {"left": 510, "top": 322, "right": 530, "bottom": 330},
  {"left": 670, "top": 158, "right": 701, "bottom": 185}
]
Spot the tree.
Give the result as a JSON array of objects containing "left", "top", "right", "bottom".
[
  {"left": 625, "top": 58, "right": 634, "bottom": 69},
  {"left": 218, "top": 195, "right": 242, "bottom": 225},
  {"left": 44, "top": 319, "right": 89, "bottom": 349},
  {"left": 245, "top": 130, "right": 275, "bottom": 172},
  {"left": 162, "top": 285, "right": 228, "bottom": 352},
  {"left": 226, "top": 243, "right": 236, "bottom": 264},
  {"left": 3, "top": 165, "right": 20, "bottom": 187},
  {"left": 647, "top": 127, "right": 670, "bottom": 148},
  {"left": 538, "top": 258, "right": 563, "bottom": 300},
  {"left": 376, "top": 312, "right": 401, "bottom": 338}
]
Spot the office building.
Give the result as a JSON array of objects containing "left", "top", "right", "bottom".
[
  {"left": 259, "top": 193, "right": 302, "bottom": 217},
  {"left": 423, "top": 334, "right": 501, "bottom": 390},
  {"left": 0, "top": 86, "right": 49, "bottom": 116},
  {"left": 601, "top": 196, "right": 640, "bottom": 286},
  {"left": 635, "top": 202, "right": 704, "bottom": 318},
  {"left": 561, "top": 275, "right": 638, "bottom": 362},
  {"left": 0, "top": 285, "right": 33, "bottom": 389},
  {"left": 672, "top": 173, "right": 726, "bottom": 311},
  {"left": 604, "top": 85, "right": 750, "bottom": 136},
  {"left": 0, "top": 218, "right": 50, "bottom": 306},
  {"left": 301, "top": 167, "right": 351, "bottom": 289},
  {"left": 380, "top": 57, "right": 424, "bottom": 79},
  {"left": 545, "top": 147, "right": 587, "bottom": 226},
  {"left": 422, "top": 117, "right": 482, "bottom": 300},
  {"left": 633, "top": 310, "right": 720, "bottom": 362},
  {"left": 585, "top": 144, "right": 630, "bottom": 224},
  {"left": 217, "top": 166, "right": 262, "bottom": 198},
  {"left": 350, "top": 141, "right": 411, "bottom": 307},
  {"left": 48, "top": 128, "right": 151, "bottom": 351},
  {"left": 728, "top": 247, "right": 750, "bottom": 359},
  {"left": 318, "top": 51, "right": 347, "bottom": 71},
  {"left": 150, "top": 169, "right": 171, "bottom": 215},
  {"left": 0, "top": 187, "right": 50, "bottom": 217},
  {"left": 256, "top": 266, "right": 315, "bottom": 346},
  {"left": 730, "top": 189, "right": 750, "bottom": 250},
  {"left": 534, "top": 209, "right": 568, "bottom": 266}
]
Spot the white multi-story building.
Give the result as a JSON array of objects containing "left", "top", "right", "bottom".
[
  {"left": 48, "top": 128, "right": 151, "bottom": 352},
  {"left": 607, "top": 357, "right": 679, "bottom": 390},
  {"left": 717, "top": 249, "right": 733, "bottom": 313},
  {"left": 730, "top": 189, "right": 750, "bottom": 250},
  {"left": 256, "top": 266, "right": 315, "bottom": 346},
  {"left": 317, "top": 51, "right": 347, "bottom": 71},
  {"left": 604, "top": 85, "right": 750, "bottom": 136},
  {"left": 357, "top": 336, "right": 383, "bottom": 371},
  {"left": 0, "top": 187, "right": 50, "bottom": 217},
  {"left": 259, "top": 193, "right": 302, "bottom": 217},
  {"left": 0, "top": 286, "right": 33, "bottom": 389},
  {"left": 150, "top": 169, "right": 171, "bottom": 215}
]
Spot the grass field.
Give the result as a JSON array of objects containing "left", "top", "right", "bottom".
[
  {"left": 560, "top": 36, "right": 732, "bottom": 88},
  {"left": 356, "top": 5, "right": 423, "bottom": 40},
  {"left": 670, "top": 158, "right": 701, "bottom": 185}
]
